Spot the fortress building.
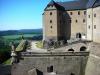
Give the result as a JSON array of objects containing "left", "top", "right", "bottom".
[
  {"left": 43, "top": 0, "right": 100, "bottom": 43},
  {"left": 11, "top": 1, "right": 100, "bottom": 75}
]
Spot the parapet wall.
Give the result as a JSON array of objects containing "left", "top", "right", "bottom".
[{"left": 12, "top": 52, "right": 89, "bottom": 75}]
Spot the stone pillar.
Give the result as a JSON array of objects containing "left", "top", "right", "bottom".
[{"left": 10, "top": 42, "right": 17, "bottom": 64}]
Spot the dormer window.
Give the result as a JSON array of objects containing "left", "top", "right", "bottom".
[{"left": 51, "top": 5, "right": 53, "bottom": 7}]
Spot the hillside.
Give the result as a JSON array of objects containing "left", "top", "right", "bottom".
[{"left": 0, "top": 29, "right": 43, "bottom": 36}]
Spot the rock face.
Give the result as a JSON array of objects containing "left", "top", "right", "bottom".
[{"left": 11, "top": 52, "right": 89, "bottom": 75}]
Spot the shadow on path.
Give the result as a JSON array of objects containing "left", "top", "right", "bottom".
[{"left": 0, "top": 64, "right": 11, "bottom": 75}]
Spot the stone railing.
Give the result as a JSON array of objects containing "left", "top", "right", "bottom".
[
  {"left": 43, "top": 40, "right": 67, "bottom": 49},
  {"left": 20, "top": 52, "right": 89, "bottom": 57}
]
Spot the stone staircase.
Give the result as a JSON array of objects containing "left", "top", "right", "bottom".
[{"left": 44, "top": 72, "right": 56, "bottom": 75}]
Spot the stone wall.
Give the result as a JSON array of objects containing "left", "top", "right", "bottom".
[
  {"left": 85, "top": 42, "right": 100, "bottom": 75},
  {"left": 86, "top": 6, "right": 100, "bottom": 43},
  {"left": 66, "top": 10, "right": 87, "bottom": 38},
  {"left": 86, "top": 8, "right": 93, "bottom": 41},
  {"left": 92, "top": 6, "right": 100, "bottom": 43},
  {"left": 43, "top": 10, "right": 58, "bottom": 41},
  {"left": 12, "top": 52, "right": 89, "bottom": 75},
  {"left": 43, "top": 7, "right": 87, "bottom": 41}
]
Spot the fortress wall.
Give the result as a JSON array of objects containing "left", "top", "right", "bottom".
[
  {"left": 12, "top": 52, "right": 89, "bottom": 75},
  {"left": 85, "top": 54, "right": 100, "bottom": 75},
  {"left": 85, "top": 43, "right": 100, "bottom": 75}
]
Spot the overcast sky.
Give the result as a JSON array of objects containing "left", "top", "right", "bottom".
[{"left": 0, "top": 0, "right": 74, "bottom": 31}]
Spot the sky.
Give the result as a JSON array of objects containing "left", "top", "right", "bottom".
[{"left": 0, "top": 0, "right": 74, "bottom": 31}]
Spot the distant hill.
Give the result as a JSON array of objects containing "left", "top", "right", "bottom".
[
  {"left": 0, "top": 29, "right": 43, "bottom": 36},
  {"left": 18, "top": 29, "right": 42, "bottom": 34}
]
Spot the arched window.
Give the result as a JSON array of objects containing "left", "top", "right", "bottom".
[
  {"left": 80, "top": 46, "right": 87, "bottom": 51},
  {"left": 68, "top": 49, "right": 74, "bottom": 52},
  {"left": 70, "top": 73, "right": 75, "bottom": 75},
  {"left": 76, "top": 33, "right": 81, "bottom": 38},
  {"left": 47, "top": 66, "right": 53, "bottom": 72}
]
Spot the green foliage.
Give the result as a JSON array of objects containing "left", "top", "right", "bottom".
[
  {"left": 0, "top": 45, "right": 10, "bottom": 53},
  {"left": 0, "top": 46, "right": 11, "bottom": 63},
  {"left": 3, "top": 58, "right": 11, "bottom": 65},
  {"left": 0, "top": 29, "right": 42, "bottom": 36},
  {"left": 0, "top": 37, "right": 11, "bottom": 63}
]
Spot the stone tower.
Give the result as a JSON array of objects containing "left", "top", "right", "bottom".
[{"left": 43, "top": 0, "right": 68, "bottom": 41}]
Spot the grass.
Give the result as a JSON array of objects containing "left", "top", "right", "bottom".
[
  {"left": 2, "top": 34, "right": 36, "bottom": 40},
  {"left": 36, "top": 41, "right": 43, "bottom": 48},
  {"left": 2, "top": 34, "right": 35, "bottom": 41}
]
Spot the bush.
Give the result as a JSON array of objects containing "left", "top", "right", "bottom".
[
  {"left": 0, "top": 45, "right": 11, "bottom": 64},
  {"left": 36, "top": 41, "right": 43, "bottom": 48}
]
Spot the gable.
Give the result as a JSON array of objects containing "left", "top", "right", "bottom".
[{"left": 44, "top": 0, "right": 65, "bottom": 11}]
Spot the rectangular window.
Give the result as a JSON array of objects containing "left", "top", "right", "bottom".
[
  {"left": 88, "top": 25, "right": 90, "bottom": 29},
  {"left": 50, "top": 12, "right": 52, "bottom": 15},
  {"left": 94, "top": 25, "right": 96, "bottom": 29},
  {"left": 70, "top": 12, "right": 73, "bottom": 15},
  {"left": 50, "top": 26, "right": 52, "bottom": 28},
  {"left": 50, "top": 20, "right": 52, "bottom": 23},
  {"left": 78, "top": 11, "right": 80, "bottom": 15},
  {"left": 88, "top": 15, "right": 90, "bottom": 18},
  {"left": 94, "top": 14, "right": 96, "bottom": 17},
  {"left": 84, "top": 11, "right": 86, "bottom": 15},
  {"left": 76, "top": 20, "right": 78, "bottom": 23},
  {"left": 83, "top": 19, "right": 85, "bottom": 23}
]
